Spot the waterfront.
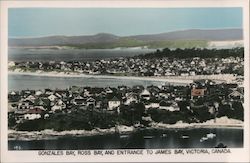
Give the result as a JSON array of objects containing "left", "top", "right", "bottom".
[
  {"left": 8, "top": 74, "right": 169, "bottom": 91},
  {"left": 8, "top": 128, "right": 243, "bottom": 150},
  {"left": 7, "top": 46, "right": 244, "bottom": 151},
  {"left": 8, "top": 48, "right": 156, "bottom": 62}
]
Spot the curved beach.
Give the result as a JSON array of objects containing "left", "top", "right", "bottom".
[{"left": 9, "top": 71, "right": 235, "bottom": 84}]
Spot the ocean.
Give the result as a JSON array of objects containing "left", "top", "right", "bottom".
[
  {"left": 8, "top": 74, "right": 170, "bottom": 91},
  {"left": 8, "top": 48, "right": 156, "bottom": 62},
  {"left": 8, "top": 128, "right": 243, "bottom": 150}
]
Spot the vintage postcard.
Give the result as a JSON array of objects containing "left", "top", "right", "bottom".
[{"left": 0, "top": 0, "right": 249, "bottom": 162}]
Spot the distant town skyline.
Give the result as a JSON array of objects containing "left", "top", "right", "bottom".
[{"left": 9, "top": 8, "right": 242, "bottom": 38}]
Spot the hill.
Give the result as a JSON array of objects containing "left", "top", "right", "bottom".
[{"left": 9, "top": 29, "right": 243, "bottom": 49}]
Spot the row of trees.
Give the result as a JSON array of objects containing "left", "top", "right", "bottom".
[
  {"left": 137, "top": 47, "right": 244, "bottom": 59},
  {"left": 9, "top": 100, "right": 243, "bottom": 131}
]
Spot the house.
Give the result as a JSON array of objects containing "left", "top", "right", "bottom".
[
  {"left": 26, "top": 95, "right": 36, "bottom": 102},
  {"left": 159, "top": 91, "right": 169, "bottom": 99},
  {"left": 54, "top": 89, "right": 68, "bottom": 97},
  {"left": 51, "top": 99, "right": 66, "bottom": 112},
  {"left": 86, "top": 97, "right": 96, "bottom": 107},
  {"left": 8, "top": 103, "right": 17, "bottom": 112},
  {"left": 8, "top": 61, "right": 15, "bottom": 67},
  {"left": 144, "top": 101, "right": 152, "bottom": 109},
  {"left": 14, "top": 109, "right": 28, "bottom": 123},
  {"left": 124, "top": 92, "right": 138, "bottom": 105},
  {"left": 44, "top": 89, "right": 53, "bottom": 95},
  {"left": 34, "top": 98, "right": 46, "bottom": 106},
  {"left": 55, "top": 93, "right": 62, "bottom": 99},
  {"left": 95, "top": 101, "right": 102, "bottom": 109},
  {"left": 147, "top": 85, "right": 160, "bottom": 97},
  {"left": 10, "top": 91, "right": 16, "bottom": 95},
  {"left": 72, "top": 95, "right": 86, "bottom": 106},
  {"left": 174, "top": 97, "right": 183, "bottom": 102},
  {"left": 44, "top": 113, "right": 50, "bottom": 119},
  {"left": 140, "top": 89, "right": 151, "bottom": 100},
  {"left": 191, "top": 88, "right": 206, "bottom": 99},
  {"left": 118, "top": 85, "right": 127, "bottom": 90},
  {"left": 24, "top": 107, "right": 45, "bottom": 120},
  {"left": 35, "top": 90, "right": 43, "bottom": 96},
  {"left": 189, "top": 71, "right": 196, "bottom": 76},
  {"left": 228, "top": 90, "right": 244, "bottom": 100},
  {"left": 118, "top": 85, "right": 128, "bottom": 96},
  {"left": 149, "top": 102, "right": 160, "bottom": 109},
  {"left": 132, "top": 85, "right": 144, "bottom": 94},
  {"left": 48, "top": 94, "right": 57, "bottom": 102},
  {"left": 20, "top": 90, "right": 35, "bottom": 97},
  {"left": 105, "top": 87, "right": 113, "bottom": 94},
  {"left": 108, "top": 96, "right": 121, "bottom": 110},
  {"left": 159, "top": 100, "right": 180, "bottom": 112},
  {"left": 24, "top": 113, "right": 41, "bottom": 120},
  {"left": 145, "top": 98, "right": 160, "bottom": 109},
  {"left": 83, "top": 90, "right": 91, "bottom": 97},
  {"left": 142, "top": 116, "right": 153, "bottom": 122},
  {"left": 8, "top": 91, "right": 20, "bottom": 102},
  {"left": 18, "top": 99, "right": 34, "bottom": 110}
]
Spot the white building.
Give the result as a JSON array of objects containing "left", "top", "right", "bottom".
[
  {"left": 108, "top": 96, "right": 121, "bottom": 110},
  {"left": 51, "top": 100, "right": 66, "bottom": 112},
  {"left": 8, "top": 61, "right": 15, "bottom": 67},
  {"left": 159, "top": 100, "right": 180, "bottom": 112},
  {"left": 24, "top": 114, "right": 41, "bottom": 120},
  {"left": 48, "top": 94, "right": 57, "bottom": 102},
  {"left": 140, "top": 89, "right": 150, "bottom": 100}
]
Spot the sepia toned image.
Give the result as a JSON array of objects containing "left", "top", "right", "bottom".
[{"left": 7, "top": 7, "right": 245, "bottom": 152}]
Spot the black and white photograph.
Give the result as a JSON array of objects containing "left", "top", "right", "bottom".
[{"left": 0, "top": 0, "right": 249, "bottom": 162}]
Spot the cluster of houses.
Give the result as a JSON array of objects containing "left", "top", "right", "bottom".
[
  {"left": 8, "top": 80, "right": 244, "bottom": 123},
  {"left": 8, "top": 56, "right": 243, "bottom": 76}
]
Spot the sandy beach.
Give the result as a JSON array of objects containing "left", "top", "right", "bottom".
[
  {"left": 150, "top": 117, "right": 244, "bottom": 130},
  {"left": 9, "top": 70, "right": 194, "bottom": 84},
  {"left": 9, "top": 70, "right": 236, "bottom": 84}
]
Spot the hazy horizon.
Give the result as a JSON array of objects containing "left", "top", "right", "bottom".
[{"left": 9, "top": 8, "right": 242, "bottom": 38}]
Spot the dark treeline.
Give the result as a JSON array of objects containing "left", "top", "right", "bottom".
[
  {"left": 9, "top": 99, "right": 244, "bottom": 131},
  {"left": 137, "top": 47, "right": 244, "bottom": 59}
]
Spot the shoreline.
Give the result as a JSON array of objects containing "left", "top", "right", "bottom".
[
  {"left": 8, "top": 71, "right": 194, "bottom": 84},
  {"left": 9, "top": 70, "right": 236, "bottom": 84},
  {"left": 8, "top": 117, "right": 244, "bottom": 141}
]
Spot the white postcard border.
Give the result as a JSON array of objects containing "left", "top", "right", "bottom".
[{"left": 1, "top": 0, "right": 249, "bottom": 162}]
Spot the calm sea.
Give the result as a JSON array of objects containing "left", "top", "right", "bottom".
[
  {"left": 8, "top": 48, "right": 155, "bottom": 62},
  {"left": 8, "top": 48, "right": 179, "bottom": 91},
  {"left": 8, "top": 74, "right": 171, "bottom": 91},
  {"left": 8, "top": 128, "right": 243, "bottom": 150}
]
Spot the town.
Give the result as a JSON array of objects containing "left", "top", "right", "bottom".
[
  {"left": 8, "top": 79, "right": 244, "bottom": 131},
  {"left": 8, "top": 47, "right": 244, "bottom": 77},
  {"left": 8, "top": 56, "right": 244, "bottom": 77},
  {"left": 8, "top": 47, "right": 245, "bottom": 131}
]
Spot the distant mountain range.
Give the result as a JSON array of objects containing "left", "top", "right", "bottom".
[{"left": 9, "top": 29, "right": 243, "bottom": 49}]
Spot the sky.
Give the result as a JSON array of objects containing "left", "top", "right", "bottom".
[{"left": 9, "top": 8, "right": 242, "bottom": 38}]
